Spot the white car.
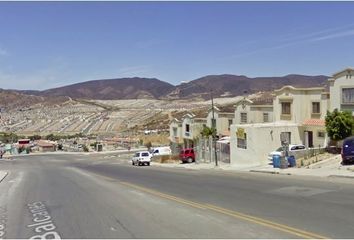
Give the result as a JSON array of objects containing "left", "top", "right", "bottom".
[
  {"left": 132, "top": 151, "right": 152, "bottom": 166},
  {"left": 268, "top": 144, "right": 306, "bottom": 161}
]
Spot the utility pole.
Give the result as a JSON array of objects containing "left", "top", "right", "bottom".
[{"left": 210, "top": 90, "right": 218, "bottom": 167}]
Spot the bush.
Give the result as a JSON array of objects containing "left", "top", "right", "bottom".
[
  {"left": 82, "top": 145, "right": 89, "bottom": 152},
  {"left": 144, "top": 141, "right": 152, "bottom": 150},
  {"left": 325, "top": 109, "right": 354, "bottom": 141}
]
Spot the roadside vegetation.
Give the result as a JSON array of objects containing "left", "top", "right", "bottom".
[{"left": 325, "top": 109, "right": 354, "bottom": 143}]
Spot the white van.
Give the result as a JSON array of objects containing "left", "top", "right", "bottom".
[
  {"left": 132, "top": 151, "right": 152, "bottom": 166},
  {"left": 150, "top": 146, "right": 172, "bottom": 156}
]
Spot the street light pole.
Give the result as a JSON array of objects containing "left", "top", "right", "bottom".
[{"left": 210, "top": 90, "right": 218, "bottom": 167}]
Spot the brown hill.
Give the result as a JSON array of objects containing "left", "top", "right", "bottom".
[
  {"left": 4, "top": 74, "right": 329, "bottom": 103},
  {"left": 0, "top": 89, "right": 70, "bottom": 111},
  {"left": 164, "top": 74, "right": 328, "bottom": 99},
  {"left": 39, "top": 77, "right": 175, "bottom": 100}
]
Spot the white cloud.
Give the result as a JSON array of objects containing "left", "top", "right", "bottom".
[
  {"left": 309, "top": 29, "right": 354, "bottom": 42},
  {"left": 227, "top": 24, "right": 354, "bottom": 60}
]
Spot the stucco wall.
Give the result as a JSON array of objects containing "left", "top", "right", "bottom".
[
  {"left": 274, "top": 88, "right": 329, "bottom": 124},
  {"left": 234, "top": 104, "right": 273, "bottom": 124},
  {"left": 329, "top": 72, "right": 354, "bottom": 112},
  {"left": 169, "top": 121, "right": 182, "bottom": 143},
  {"left": 206, "top": 111, "right": 233, "bottom": 135},
  {"left": 230, "top": 123, "right": 302, "bottom": 166}
]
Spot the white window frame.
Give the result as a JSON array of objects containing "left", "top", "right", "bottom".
[
  {"left": 312, "top": 102, "right": 321, "bottom": 114},
  {"left": 263, "top": 112, "right": 269, "bottom": 122},
  {"left": 341, "top": 88, "right": 354, "bottom": 105},
  {"left": 240, "top": 112, "right": 247, "bottom": 124}
]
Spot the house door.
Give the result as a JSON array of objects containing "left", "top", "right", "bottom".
[
  {"left": 308, "top": 131, "right": 313, "bottom": 148},
  {"left": 304, "top": 131, "right": 314, "bottom": 148}
]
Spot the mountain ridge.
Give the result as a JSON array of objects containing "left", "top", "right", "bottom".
[{"left": 1, "top": 74, "right": 329, "bottom": 102}]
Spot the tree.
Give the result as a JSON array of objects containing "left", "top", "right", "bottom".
[
  {"left": 82, "top": 145, "right": 89, "bottom": 152},
  {"left": 29, "top": 135, "right": 41, "bottom": 141},
  {"left": 144, "top": 141, "right": 152, "bottom": 150},
  {"left": 200, "top": 126, "right": 216, "bottom": 138},
  {"left": 325, "top": 109, "right": 354, "bottom": 141}
]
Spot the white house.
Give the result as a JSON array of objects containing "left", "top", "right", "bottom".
[
  {"left": 206, "top": 105, "right": 234, "bottom": 137},
  {"left": 169, "top": 118, "right": 183, "bottom": 151},
  {"left": 328, "top": 67, "right": 354, "bottom": 112},
  {"left": 180, "top": 112, "right": 207, "bottom": 148},
  {"left": 234, "top": 93, "right": 274, "bottom": 125},
  {"left": 230, "top": 85, "right": 330, "bottom": 166}
]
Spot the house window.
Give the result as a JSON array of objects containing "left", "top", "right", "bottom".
[
  {"left": 228, "top": 119, "right": 233, "bottom": 130},
  {"left": 186, "top": 124, "right": 190, "bottom": 132},
  {"left": 342, "top": 88, "right": 354, "bottom": 104},
  {"left": 185, "top": 124, "right": 190, "bottom": 136},
  {"left": 173, "top": 127, "right": 177, "bottom": 137},
  {"left": 211, "top": 119, "right": 216, "bottom": 129},
  {"left": 263, "top": 113, "right": 269, "bottom": 122},
  {"left": 240, "top": 113, "right": 247, "bottom": 124},
  {"left": 281, "top": 102, "right": 291, "bottom": 115},
  {"left": 237, "top": 133, "right": 247, "bottom": 149},
  {"left": 318, "top": 131, "right": 325, "bottom": 138},
  {"left": 312, "top": 102, "right": 320, "bottom": 114}
]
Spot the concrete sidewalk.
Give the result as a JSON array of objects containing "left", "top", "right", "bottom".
[
  {"left": 152, "top": 154, "right": 354, "bottom": 179},
  {"left": 0, "top": 171, "right": 8, "bottom": 183}
]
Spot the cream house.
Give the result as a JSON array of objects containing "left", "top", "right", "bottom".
[
  {"left": 169, "top": 118, "right": 183, "bottom": 147},
  {"left": 234, "top": 95, "right": 274, "bottom": 125},
  {"left": 181, "top": 113, "right": 207, "bottom": 148},
  {"left": 206, "top": 105, "right": 234, "bottom": 137},
  {"left": 328, "top": 67, "right": 354, "bottom": 112},
  {"left": 230, "top": 85, "right": 330, "bottom": 166},
  {"left": 273, "top": 86, "right": 330, "bottom": 148}
]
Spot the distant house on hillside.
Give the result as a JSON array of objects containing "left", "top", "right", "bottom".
[{"left": 37, "top": 141, "right": 56, "bottom": 152}]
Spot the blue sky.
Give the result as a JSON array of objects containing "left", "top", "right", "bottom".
[{"left": 0, "top": 2, "right": 354, "bottom": 90}]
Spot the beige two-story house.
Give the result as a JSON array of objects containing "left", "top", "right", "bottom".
[
  {"left": 180, "top": 112, "right": 207, "bottom": 148},
  {"left": 230, "top": 86, "right": 330, "bottom": 167},
  {"left": 234, "top": 94, "right": 274, "bottom": 125},
  {"left": 169, "top": 118, "right": 183, "bottom": 151},
  {"left": 328, "top": 67, "right": 354, "bottom": 112},
  {"left": 206, "top": 105, "right": 234, "bottom": 137}
]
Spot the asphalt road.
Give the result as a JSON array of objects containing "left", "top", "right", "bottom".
[{"left": 0, "top": 153, "right": 354, "bottom": 238}]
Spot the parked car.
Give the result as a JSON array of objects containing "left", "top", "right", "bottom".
[
  {"left": 268, "top": 144, "right": 306, "bottom": 161},
  {"left": 341, "top": 136, "right": 354, "bottom": 165},
  {"left": 132, "top": 151, "right": 152, "bottom": 166},
  {"left": 179, "top": 148, "right": 195, "bottom": 163},
  {"left": 150, "top": 146, "right": 172, "bottom": 156}
]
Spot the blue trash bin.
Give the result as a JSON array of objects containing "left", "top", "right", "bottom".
[
  {"left": 288, "top": 155, "right": 296, "bottom": 167},
  {"left": 272, "top": 155, "right": 281, "bottom": 168}
]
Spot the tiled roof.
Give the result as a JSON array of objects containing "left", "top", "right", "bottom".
[
  {"left": 217, "top": 105, "right": 235, "bottom": 113},
  {"left": 250, "top": 92, "right": 275, "bottom": 105},
  {"left": 302, "top": 119, "right": 325, "bottom": 126}
]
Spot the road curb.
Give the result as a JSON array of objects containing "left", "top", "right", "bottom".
[
  {"left": 328, "top": 174, "right": 354, "bottom": 179},
  {"left": 0, "top": 171, "right": 8, "bottom": 183},
  {"left": 250, "top": 170, "right": 279, "bottom": 174},
  {"left": 249, "top": 170, "right": 291, "bottom": 175}
]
